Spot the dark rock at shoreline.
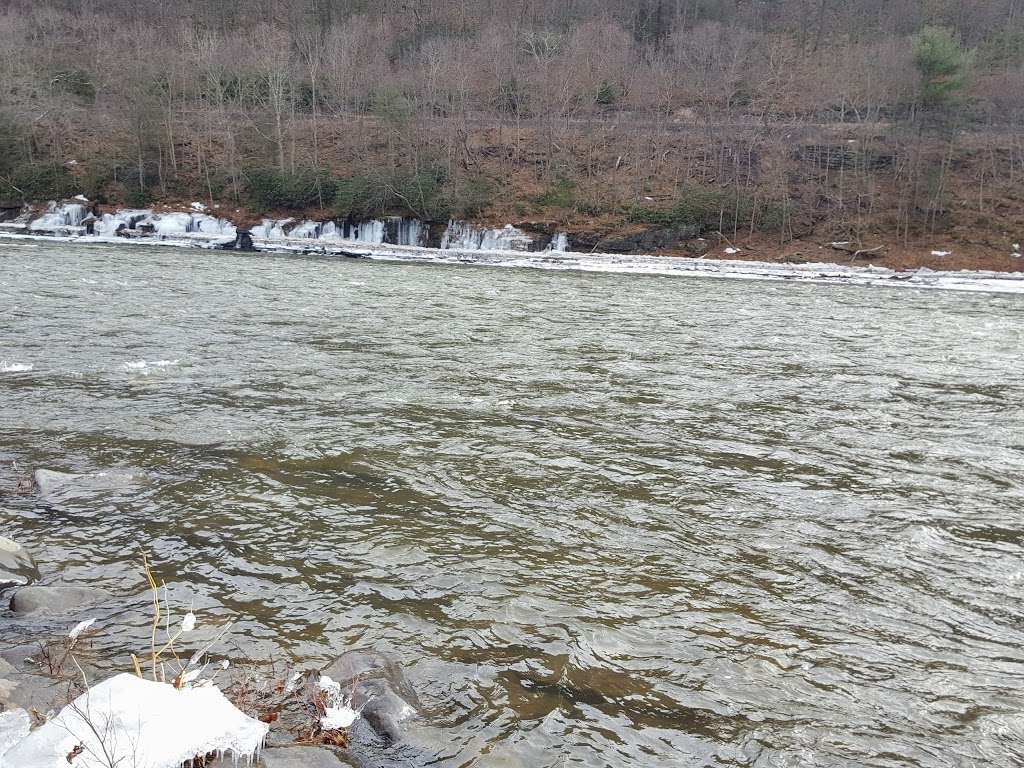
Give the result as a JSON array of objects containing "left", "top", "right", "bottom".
[
  {"left": 10, "top": 584, "right": 110, "bottom": 615},
  {"left": 321, "top": 650, "right": 420, "bottom": 742},
  {"left": 0, "top": 537, "right": 38, "bottom": 591},
  {"left": 218, "top": 230, "right": 258, "bottom": 252},
  {"left": 0, "top": 656, "right": 71, "bottom": 714}
]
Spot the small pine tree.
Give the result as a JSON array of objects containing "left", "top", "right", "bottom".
[
  {"left": 595, "top": 81, "right": 618, "bottom": 106},
  {"left": 912, "top": 26, "right": 969, "bottom": 109}
]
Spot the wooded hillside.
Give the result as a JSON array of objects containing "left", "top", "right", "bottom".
[{"left": 2, "top": 0, "right": 1023, "bottom": 265}]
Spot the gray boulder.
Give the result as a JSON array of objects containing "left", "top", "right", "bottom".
[
  {"left": 9, "top": 584, "right": 109, "bottom": 614},
  {"left": 321, "top": 650, "right": 420, "bottom": 746},
  {"left": 0, "top": 536, "right": 38, "bottom": 590},
  {"left": 0, "top": 656, "right": 68, "bottom": 714},
  {"left": 34, "top": 468, "right": 146, "bottom": 497}
]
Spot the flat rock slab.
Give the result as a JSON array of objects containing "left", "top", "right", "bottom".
[
  {"left": 34, "top": 468, "right": 146, "bottom": 497},
  {"left": 210, "top": 747, "right": 353, "bottom": 768},
  {"left": 9, "top": 584, "right": 109, "bottom": 614},
  {"left": 0, "top": 536, "right": 38, "bottom": 590},
  {"left": 263, "top": 747, "right": 353, "bottom": 767}
]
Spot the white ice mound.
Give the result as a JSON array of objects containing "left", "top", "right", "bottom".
[
  {"left": 0, "top": 710, "right": 31, "bottom": 760},
  {"left": 0, "top": 673, "right": 268, "bottom": 768}
]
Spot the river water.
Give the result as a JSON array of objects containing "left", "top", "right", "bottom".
[{"left": 1, "top": 242, "right": 1023, "bottom": 767}]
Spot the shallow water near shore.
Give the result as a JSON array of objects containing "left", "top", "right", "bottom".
[{"left": 1, "top": 243, "right": 1023, "bottom": 767}]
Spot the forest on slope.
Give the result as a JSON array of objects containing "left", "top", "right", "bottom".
[{"left": 1, "top": 0, "right": 1023, "bottom": 267}]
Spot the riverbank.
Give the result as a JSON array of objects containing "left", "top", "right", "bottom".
[
  {"left": 2, "top": 226, "right": 1023, "bottom": 295},
  {"left": 0, "top": 471, "right": 429, "bottom": 768}
]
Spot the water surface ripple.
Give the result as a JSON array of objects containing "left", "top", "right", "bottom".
[{"left": 1, "top": 244, "right": 1023, "bottom": 767}]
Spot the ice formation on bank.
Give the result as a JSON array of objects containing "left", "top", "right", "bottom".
[
  {"left": 440, "top": 221, "right": 534, "bottom": 251},
  {"left": 28, "top": 201, "right": 89, "bottom": 231},
  {"left": 251, "top": 216, "right": 424, "bottom": 246},
  {"left": 318, "top": 675, "right": 361, "bottom": 731},
  {"left": 547, "top": 232, "right": 569, "bottom": 252},
  {"left": 7, "top": 201, "right": 564, "bottom": 251},
  {"left": 0, "top": 673, "right": 268, "bottom": 768},
  {"left": 140, "top": 212, "right": 235, "bottom": 237},
  {"left": 93, "top": 209, "right": 151, "bottom": 236}
]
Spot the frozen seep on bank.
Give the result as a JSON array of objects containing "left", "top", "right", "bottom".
[{"left": 0, "top": 199, "right": 569, "bottom": 253}]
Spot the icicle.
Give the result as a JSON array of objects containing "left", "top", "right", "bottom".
[
  {"left": 441, "top": 221, "right": 535, "bottom": 251},
  {"left": 28, "top": 201, "right": 89, "bottom": 231},
  {"left": 547, "top": 233, "right": 569, "bottom": 252}
]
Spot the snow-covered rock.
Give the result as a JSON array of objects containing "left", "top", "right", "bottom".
[
  {"left": 0, "top": 537, "right": 39, "bottom": 591},
  {"left": 0, "top": 710, "right": 30, "bottom": 761},
  {"left": 0, "top": 673, "right": 267, "bottom": 768}
]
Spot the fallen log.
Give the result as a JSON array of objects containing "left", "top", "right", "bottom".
[{"left": 828, "top": 242, "right": 886, "bottom": 261}]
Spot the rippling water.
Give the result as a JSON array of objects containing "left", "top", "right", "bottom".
[{"left": 1, "top": 243, "right": 1023, "bottom": 767}]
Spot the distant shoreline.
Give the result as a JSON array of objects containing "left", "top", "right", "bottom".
[{"left": 2, "top": 230, "right": 1023, "bottom": 296}]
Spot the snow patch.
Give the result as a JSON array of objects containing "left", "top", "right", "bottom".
[
  {"left": 931, "top": 250, "right": 951, "bottom": 257},
  {"left": 318, "top": 675, "right": 361, "bottom": 731},
  {"left": 68, "top": 618, "right": 96, "bottom": 641},
  {"left": 0, "top": 710, "right": 30, "bottom": 760},
  {"left": 0, "top": 673, "right": 267, "bottom": 768}
]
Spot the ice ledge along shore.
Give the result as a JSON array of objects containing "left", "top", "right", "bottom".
[{"left": 2, "top": 229, "right": 1023, "bottom": 296}]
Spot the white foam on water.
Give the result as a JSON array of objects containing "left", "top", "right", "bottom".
[
  {"left": 124, "top": 359, "right": 180, "bottom": 371},
  {"left": 0, "top": 361, "right": 32, "bottom": 373}
]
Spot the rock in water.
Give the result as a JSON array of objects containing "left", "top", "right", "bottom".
[
  {"left": 9, "top": 585, "right": 109, "bottom": 614},
  {"left": 218, "top": 230, "right": 258, "bottom": 252},
  {"left": 320, "top": 650, "right": 419, "bottom": 745},
  {"left": 0, "top": 537, "right": 38, "bottom": 591},
  {"left": 33, "top": 468, "right": 146, "bottom": 497}
]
